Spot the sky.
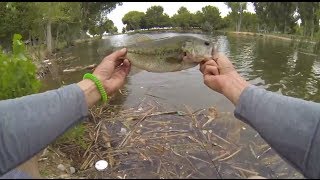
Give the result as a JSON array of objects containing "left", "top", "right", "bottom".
[{"left": 107, "top": 2, "right": 255, "bottom": 33}]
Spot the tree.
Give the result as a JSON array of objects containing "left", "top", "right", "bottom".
[
  {"left": 172, "top": 7, "right": 193, "bottom": 30},
  {"left": 103, "top": 19, "right": 118, "bottom": 34},
  {"left": 225, "top": 2, "right": 247, "bottom": 32},
  {"left": 297, "top": 2, "right": 320, "bottom": 38},
  {"left": 241, "top": 12, "right": 259, "bottom": 32},
  {"left": 191, "top": 11, "right": 203, "bottom": 28},
  {"left": 201, "top": 5, "right": 222, "bottom": 31},
  {"left": 0, "top": 2, "right": 41, "bottom": 48},
  {"left": 122, "top": 11, "right": 145, "bottom": 31},
  {"left": 144, "top": 5, "right": 168, "bottom": 29},
  {"left": 253, "top": 2, "right": 298, "bottom": 34},
  {"left": 80, "top": 2, "right": 122, "bottom": 37}
]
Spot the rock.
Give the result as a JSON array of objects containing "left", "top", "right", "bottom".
[
  {"left": 95, "top": 160, "right": 108, "bottom": 171},
  {"left": 69, "top": 167, "right": 76, "bottom": 174},
  {"left": 57, "top": 164, "right": 66, "bottom": 172},
  {"left": 119, "top": 128, "right": 127, "bottom": 135}
]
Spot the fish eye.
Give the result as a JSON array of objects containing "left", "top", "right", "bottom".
[{"left": 204, "top": 41, "right": 210, "bottom": 46}]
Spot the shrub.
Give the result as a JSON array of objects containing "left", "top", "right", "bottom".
[{"left": 0, "top": 34, "right": 41, "bottom": 100}]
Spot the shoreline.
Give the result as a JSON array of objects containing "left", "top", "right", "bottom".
[{"left": 224, "top": 31, "right": 317, "bottom": 44}]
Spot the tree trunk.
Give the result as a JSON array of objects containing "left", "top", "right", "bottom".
[
  {"left": 55, "top": 25, "right": 59, "bottom": 50},
  {"left": 311, "top": 6, "right": 315, "bottom": 40},
  {"left": 238, "top": 3, "right": 243, "bottom": 32},
  {"left": 284, "top": 19, "right": 287, "bottom": 34},
  {"left": 46, "top": 20, "right": 52, "bottom": 54}
]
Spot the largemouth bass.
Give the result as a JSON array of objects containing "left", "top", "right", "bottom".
[{"left": 97, "top": 35, "right": 215, "bottom": 73}]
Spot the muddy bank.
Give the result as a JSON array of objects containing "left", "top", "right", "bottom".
[{"left": 225, "top": 31, "right": 318, "bottom": 44}]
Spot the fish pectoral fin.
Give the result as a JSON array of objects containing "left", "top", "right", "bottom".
[{"left": 165, "top": 57, "right": 182, "bottom": 64}]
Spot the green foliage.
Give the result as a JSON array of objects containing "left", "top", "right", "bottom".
[
  {"left": 0, "top": 34, "right": 41, "bottom": 100},
  {"left": 201, "top": 5, "right": 222, "bottom": 31},
  {"left": 225, "top": 2, "right": 247, "bottom": 32},
  {"left": 232, "top": 12, "right": 259, "bottom": 32},
  {"left": 144, "top": 6, "right": 171, "bottom": 29},
  {"left": 122, "top": 11, "right": 146, "bottom": 31},
  {"left": 171, "top": 5, "right": 222, "bottom": 32},
  {"left": 172, "top": 7, "right": 193, "bottom": 30},
  {"left": 254, "top": 2, "right": 298, "bottom": 34},
  {"left": 0, "top": 2, "right": 120, "bottom": 54}
]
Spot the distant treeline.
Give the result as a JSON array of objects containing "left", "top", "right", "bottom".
[{"left": 122, "top": 2, "right": 320, "bottom": 40}]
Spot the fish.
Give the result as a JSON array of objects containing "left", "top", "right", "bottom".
[{"left": 97, "top": 35, "right": 215, "bottom": 73}]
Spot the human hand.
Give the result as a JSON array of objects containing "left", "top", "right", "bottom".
[
  {"left": 93, "top": 48, "right": 131, "bottom": 96},
  {"left": 199, "top": 52, "right": 249, "bottom": 105},
  {"left": 78, "top": 48, "right": 131, "bottom": 107}
]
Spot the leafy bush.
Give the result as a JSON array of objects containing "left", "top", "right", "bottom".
[{"left": 0, "top": 34, "right": 41, "bottom": 100}]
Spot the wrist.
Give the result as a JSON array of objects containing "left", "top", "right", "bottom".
[
  {"left": 77, "top": 79, "right": 101, "bottom": 107},
  {"left": 222, "top": 72, "right": 249, "bottom": 106}
]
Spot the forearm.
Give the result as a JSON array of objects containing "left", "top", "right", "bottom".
[
  {"left": 234, "top": 85, "right": 320, "bottom": 178},
  {"left": 0, "top": 84, "right": 89, "bottom": 175}
]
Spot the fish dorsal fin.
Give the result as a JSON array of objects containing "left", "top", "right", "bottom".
[{"left": 125, "top": 34, "right": 153, "bottom": 46}]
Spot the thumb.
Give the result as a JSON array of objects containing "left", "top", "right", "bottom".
[{"left": 109, "top": 48, "right": 127, "bottom": 61}]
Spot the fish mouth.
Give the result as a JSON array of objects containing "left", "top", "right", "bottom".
[
  {"left": 182, "top": 48, "right": 214, "bottom": 63},
  {"left": 182, "top": 51, "right": 194, "bottom": 63}
]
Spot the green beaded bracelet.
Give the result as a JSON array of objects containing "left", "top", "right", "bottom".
[{"left": 83, "top": 73, "right": 108, "bottom": 103}]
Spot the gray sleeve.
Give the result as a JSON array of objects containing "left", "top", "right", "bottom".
[
  {"left": 0, "top": 84, "right": 89, "bottom": 175},
  {"left": 234, "top": 85, "right": 320, "bottom": 179}
]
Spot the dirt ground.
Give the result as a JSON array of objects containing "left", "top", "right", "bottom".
[{"left": 36, "top": 97, "right": 303, "bottom": 179}]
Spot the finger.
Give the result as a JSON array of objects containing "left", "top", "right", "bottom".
[
  {"left": 200, "top": 59, "right": 218, "bottom": 74},
  {"left": 100, "top": 54, "right": 125, "bottom": 74},
  {"left": 112, "top": 59, "right": 131, "bottom": 79},
  {"left": 203, "top": 65, "right": 219, "bottom": 76},
  {"left": 108, "top": 48, "right": 127, "bottom": 61}
]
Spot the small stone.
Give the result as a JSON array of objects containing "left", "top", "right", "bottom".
[
  {"left": 69, "top": 167, "right": 76, "bottom": 174},
  {"left": 202, "top": 130, "right": 208, "bottom": 134},
  {"left": 119, "top": 128, "right": 127, "bottom": 135},
  {"left": 57, "top": 164, "right": 66, "bottom": 172},
  {"left": 140, "top": 86, "right": 144, "bottom": 89},
  {"left": 242, "top": 127, "right": 246, "bottom": 130},
  {"left": 95, "top": 160, "right": 108, "bottom": 171},
  {"left": 208, "top": 130, "right": 212, "bottom": 133}
]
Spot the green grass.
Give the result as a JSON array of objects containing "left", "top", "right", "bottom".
[{"left": 55, "top": 122, "right": 89, "bottom": 150}]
